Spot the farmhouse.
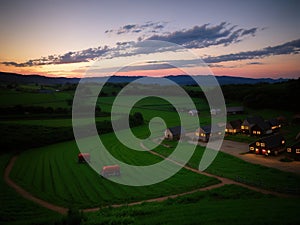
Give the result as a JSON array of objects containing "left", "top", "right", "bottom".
[
  {"left": 286, "top": 142, "right": 300, "bottom": 160},
  {"left": 241, "top": 116, "right": 271, "bottom": 136},
  {"left": 164, "top": 126, "right": 185, "bottom": 140},
  {"left": 195, "top": 125, "right": 223, "bottom": 142},
  {"left": 267, "top": 118, "right": 281, "bottom": 132},
  {"left": 249, "top": 134, "right": 285, "bottom": 156},
  {"left": 225, "top": 119, "right": 242, "bottom": 134},
  {"left": 188, "top": 109, "right": 199, "bottom": 116},
  {"left": 101, "top": 165, "right": 120, "bottom": 177},
  {"left": 78, "top": 153, "right": 90, "bottom": 163},
  {"left": 226, "top": 106, "right": 244, "bottom": 115}
]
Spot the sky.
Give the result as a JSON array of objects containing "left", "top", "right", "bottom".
[{"left": 0, "top": 0, "right": 299, "bottom": 78}]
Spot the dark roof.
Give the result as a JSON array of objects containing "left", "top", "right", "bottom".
[
  {"left": 227, "top": 119, "right": 242, "bottom": 129},
  {"left": 199, "top": 125, "right": 222, "bottom": 134},
  {"left": 244, "top": 116, "right": 270, "bottom": 131},
  {"left": 268, "top": 118, "right": 280, "bottom": 127},
  {"left": 260, "top": 134, "right": 284, "bottom": 148},
  {"left": 168, "top": 126, "right": 185, "bottom": 136},
  {"left": 227, "top": 106, "right": 244, "bottom": 113},
  {"left": 290, "top": 141, "right": 300, "bottom": 148}
]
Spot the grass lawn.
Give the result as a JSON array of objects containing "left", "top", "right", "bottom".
[{"left": 85, "top": 184, "right": 300, "bottom": 225}]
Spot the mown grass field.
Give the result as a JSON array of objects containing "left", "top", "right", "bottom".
[
  {"left": 85, "top": 184, "right": 300, "bottom": 225},
  {"left": 0, "top": 154, "right": 60, "bottom": 225},
  {"left": 10, "top": 126, "right": 219, "bottom": 209}
]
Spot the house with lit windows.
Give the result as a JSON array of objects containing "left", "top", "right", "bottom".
[
  {"left": 164, "top": 126, "right": 185, "bottom": 140},
  {"left": 225, "top": 119, "right": 242, "bottom": 134},
  {"left": 249, "top": 134, "right": 285, "bottom": 156},
  {"left": 241, "top": 116, "right": 271, "bottom": 136},
  {"left": 286, "top": 142, "right": 300, "bottom": 161},
  {"left": 195, "top": 125, "right": 224, "bottom": 142},
  {"left": 267, "top": 118, "right": 281, "bottom": 132}
]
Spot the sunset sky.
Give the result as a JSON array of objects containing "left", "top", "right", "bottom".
[{"left": 0, "top": 0, "right": 299, "bottom": 78}]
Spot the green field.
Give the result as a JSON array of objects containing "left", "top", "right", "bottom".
[
  {"left": 10, "top": 126, "right": 219, "bottom": 209},
  {"left": 0, "top": 154, "right": 60, "bottom": 225},
  {"left": 85, "top": 184, "right": 300, "bottom": 225}
]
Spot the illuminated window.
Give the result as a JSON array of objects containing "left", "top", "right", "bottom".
[
  {"left": 256, "top": 142, "right": 260, "bottom": 146},
  {"left": 250, "top": 147, "right": 254, "bottom": 150},
  {"left": 281, "top": 140, "right": 285, "bottom": 144},
  {"left": 244, "top": 126, "right": 248, "bottom": 130},
  {"left": 261, "top": 143, "right": 265, "bottom": 147},
  {"left": 253, "top": 131, "right": 257, "bottom": 134},
  {"left": 296, "top": 149, "right": 300, "bottom": 154},
  {"left": 233, "top": 129, "right": 237, "bottom": 133},
  {"left": 257, "top": 131, "right": 261, "bottom": 135},
  {"left": 279, "top": 124, "right": 281, "bottom": 128},
  {"left": 225, "top": 129, "right": 228, "bottom": 132},
  {"left": 241, "top": 126, "right": 244, "bottom": 129},
  {"left": 287, "top": 148, "right": 292, "bottom": 153}
]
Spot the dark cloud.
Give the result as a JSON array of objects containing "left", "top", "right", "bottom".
[
  {"left": 105, "top": 21, "right": 167, "bottom": 35},
  {"left": 2, "top": 46, "right": 110, "bottom": 67},
  {"left": 146, "top": 22, "right": 258, "bottom": 48},
  {"left": 203, "top": 38, "right": 300, "bottom": 63},
  {"left": 246, "top": 61, "right": 264, "bottom": 65}
]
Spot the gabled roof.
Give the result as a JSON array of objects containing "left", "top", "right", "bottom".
[
  {"left": 268, "top": 118, "right": 280, "bottom": 127},
  {"left": 290, "top": 141, "right": 300, "bottom": 148},
  {"left": 168, "top": 126, "right": 185, "bottom": 136},
  {"left": 198, "top": 125, "right": 223, "bottom": 134},
  {"left": 227, "top": 119, "right": 242, "bottom": 129},
  {"left": 243, "top": 116, "right": 270, "bottom": 131},
  {"left": 227, "top": 106, "right": 244, "bottom": 113},
  {"left": 260, "top": 134, "right": 284, "bottom": 148}
]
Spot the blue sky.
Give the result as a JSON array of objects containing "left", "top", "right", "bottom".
[{"left": 0, "top": 0, "right": 299, "bottom": 78}]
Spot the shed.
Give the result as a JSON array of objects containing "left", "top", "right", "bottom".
[
  {"left": 267, "top": 118, "right": 281, "bottom": 131},
  {"left": 164, "top": 126, "right": 185, "bottom": 140}
]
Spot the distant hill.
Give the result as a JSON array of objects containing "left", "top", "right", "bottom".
[{"left": 0, "top": 71, "right": 289, "bottom": 86}]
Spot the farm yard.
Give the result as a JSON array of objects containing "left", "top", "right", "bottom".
[{"left": 1, "top": 80, "right": 300, "bottom": 225}]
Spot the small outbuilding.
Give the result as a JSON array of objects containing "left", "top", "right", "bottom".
[
  {"left": 188, "top": 109, "right": 199, "bottom": 116},
  {"left": 101, "top": 165, "right": 120, "bottom": 177},
  {"left": 78, "top": 153, "right": 91, "bottom": 163},
  {"left": 164, "top": 126, "right": 185, "bottom": 140}
]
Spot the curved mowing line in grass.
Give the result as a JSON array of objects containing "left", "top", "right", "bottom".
[{"left": 10, "top": 126, "right": 219, "bottom": 208}]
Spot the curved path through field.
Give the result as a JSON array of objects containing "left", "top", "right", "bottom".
[{"left": 4, "top": 141, "right": 296, "bottom": 215}]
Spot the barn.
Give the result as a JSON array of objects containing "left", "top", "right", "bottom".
[
  {"left": 101, "top": 165, "right": 120, "bottom": 177},
  {"left": 249, "top": 134, "right": 285, "bottom": 156},
  {"left": 286, "top": 142, "right": 300, "bottom": 161},
  {"left": 78, "top": 153, "right": 90, "bottom": 163},
  {"left": 164, "top": 126, "right": 185, "bottom": 140},
  {"left": 225, "top": 119, "right": 242, "bottom": 134}
]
